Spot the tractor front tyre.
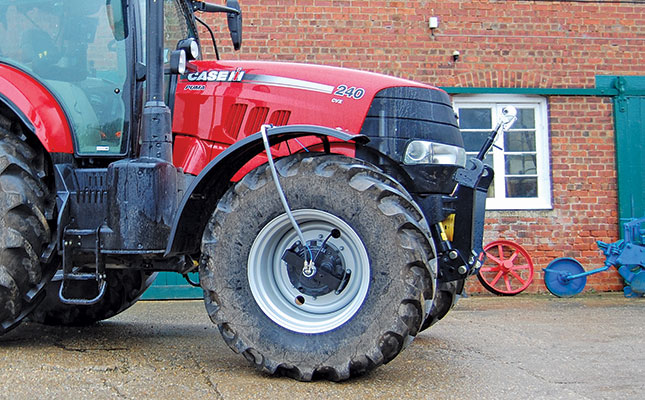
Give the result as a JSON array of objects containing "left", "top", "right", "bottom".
[
  {"left": 0, "top": 125, "right": 53, "bottom": 335},
  {"left": 200, "top": 153, "right": 434, "bottom": 381},
  {"left": 29, "top": 269, "right": 156, "bottom": 326}
]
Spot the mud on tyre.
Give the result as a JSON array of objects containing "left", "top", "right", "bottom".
[
  {"left": 200, "top": 153, "right": 435, "bottom": 381},
  {"left": 0, "top": 120, "right": 53, "bottom": 334}
]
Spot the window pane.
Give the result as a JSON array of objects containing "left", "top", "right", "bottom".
[
  {"left": 504, "top": 130, "right": 536, "bottom": 152},
  {"left": 506, "top": 177, "right": 537, "bottom": 197},
  {"left": 484, "top": 153, "right": 494, "bottom": 198},
  {"left": 514, "top": 108, "right": 535, "bottom": 129},
  {"left": 505, "top": 154, "right": 537, "bottom": 175},
  {"left": 487, "top": 180, "right": 495, "bottom": 198},
  {"left": 483, "top": 153, "right": 493, "bottom": 169},
  {"left": 0, "top": 1, "right": 128, "bottom": 155},
  {"left": 462, "top": 130, "right": 490, "bottom": 152},
  {"left": 459, "top": 108, "right": 492, "bottom": 129},
  {"left": 465, "top": 153, "right": 493, "bottom": 167}
]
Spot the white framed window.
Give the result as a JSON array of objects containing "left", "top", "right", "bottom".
[{"left": 453, "top": 95, "right": 551, "bottom": 210}]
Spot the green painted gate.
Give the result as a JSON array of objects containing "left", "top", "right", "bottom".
[
  {"left": 598, "top": 76, "right": 645, "bottom": 230},
  {"left": 141, "top": 272, "right": 202, "bottom": 300}
]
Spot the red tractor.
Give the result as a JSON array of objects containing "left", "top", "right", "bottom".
[{"left": 0, "top": 0, "right": 493, "bottom": 381}]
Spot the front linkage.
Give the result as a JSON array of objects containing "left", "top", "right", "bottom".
[{"left": 436, "top": 106, "right": 518, "bottom": 283}]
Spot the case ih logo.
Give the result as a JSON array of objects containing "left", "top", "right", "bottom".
[{"left": 185, "top": 69, "right": 246, "bottom": 82}]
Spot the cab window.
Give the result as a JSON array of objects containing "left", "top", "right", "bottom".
[{"left": 0, "top": 0, "right": 130, "bottom": 155}]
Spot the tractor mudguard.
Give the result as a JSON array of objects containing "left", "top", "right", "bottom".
[
  {"left": 0, "top": 63, "right": 74, "bottom": 153},
  {"left": 165, "top": 124, "right": 368, "bottom": 256},
  {"left": 0, "top": 94, "right": 36, "bottom": 134}
]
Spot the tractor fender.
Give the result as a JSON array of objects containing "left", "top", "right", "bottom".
[
  {"left": 165, "top": 125, "right": 368, "bottom": 256},
  {"left": 0, "top": 63, "right": 74, "bottom": 153},
  {"left": 0, "top": 93, "right": 36, "bottom": 134}
]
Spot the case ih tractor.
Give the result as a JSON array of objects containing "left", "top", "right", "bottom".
[{"left": 0, "top": 0, "right": 502, "bottom": 381}]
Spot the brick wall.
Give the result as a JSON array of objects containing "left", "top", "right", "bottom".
[
  {"left": 200, "top": 1, "right": 644, "bottom": 294},
  {"left": 201, "top": 0, "right": 644, "bottom": 85},
  {"left": 470, "top": 96, "right": 623, "bottom": 294}
]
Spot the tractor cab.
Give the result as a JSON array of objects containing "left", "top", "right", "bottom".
[{"left": 0, "top": 0, "right": 234, "bottom": 157}]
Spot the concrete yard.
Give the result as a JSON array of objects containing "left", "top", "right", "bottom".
[{"left": 0, "top": 293, "right": 643, "bottom": 399}]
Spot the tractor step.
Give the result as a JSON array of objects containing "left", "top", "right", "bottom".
[
  {"left": 58, "top": 226, "right": 107, "bottom": 305},
  {"left": 58, "top": 272, "right": 107, "bottom": 306}
]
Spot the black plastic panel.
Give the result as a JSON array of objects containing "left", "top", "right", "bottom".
[{"left": 359, "top": 87, "right": 462, "bottom": 148}]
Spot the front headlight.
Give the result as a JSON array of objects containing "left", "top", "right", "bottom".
[{"left": 403, "top": 140, "right": 466, "bottom": 167}]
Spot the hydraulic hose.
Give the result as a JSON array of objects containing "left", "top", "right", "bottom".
[{"left": 260, "top": 125, "right": 310, "bottom": 259}]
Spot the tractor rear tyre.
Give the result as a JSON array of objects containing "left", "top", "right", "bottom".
[
  {"left": 0, "top": 123, "right": 53, "bottom": 335},
  {"left": 200, "top": 153, "right": 434, "bottom": 381},
  {"left": 29, "top": 269, "right": 156, "bottom": 326}
]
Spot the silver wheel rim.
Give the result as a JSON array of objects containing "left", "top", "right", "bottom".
[{"left": 248, "top": 209, "right": 370, "bottom": 334}]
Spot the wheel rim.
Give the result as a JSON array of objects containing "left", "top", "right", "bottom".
[
  {"left": 248, "top": 209, "right": 370, "bottom": 334},
  {"left": 544, "top": 257, "right": 586, "bottom": 297},
  {"left": 478, "top": 240, "right": 534, "bottom": 295}
]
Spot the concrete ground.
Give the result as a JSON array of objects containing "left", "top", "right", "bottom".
[{"left": 0, "top": 293, "right": 643, "bottom": 399}]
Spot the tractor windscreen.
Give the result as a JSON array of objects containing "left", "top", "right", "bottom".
[{"left": 0, "top": 0, "right": 129, "bottom": 155}]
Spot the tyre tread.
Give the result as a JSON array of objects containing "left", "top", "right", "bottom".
[{"left": 0, "top": 122, "right": 52, "bottom": 335}]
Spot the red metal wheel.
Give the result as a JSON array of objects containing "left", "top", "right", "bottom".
[{"left": 477, "top": 240, "right": 534, "bottom": 296}]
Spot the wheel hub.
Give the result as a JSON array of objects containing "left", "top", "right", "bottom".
[{"left": 284, "top": 240, "right": 349, "bottom": 297}]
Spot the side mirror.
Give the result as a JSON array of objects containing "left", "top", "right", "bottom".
[
  {"left": 226, "top": 0, "right": 242, "bottom": 51},
  {"left": 106, "top": 0, "right": 128, "bottom": 41},
  {"left": 500, "top": 106, "right": 518, "bottom": 131}
]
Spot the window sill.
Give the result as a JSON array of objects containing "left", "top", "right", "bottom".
[{"left": 486, "top": 198, "right": 552, "bottom": 211}]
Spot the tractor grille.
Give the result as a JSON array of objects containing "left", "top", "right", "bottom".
[
  {"left": 224, "top": 103, "right": 248, "bottom": 140},
  {"left": 269, "top": 110, "right": 291, "bottom": 126},
  {"left": 245, "top": 106, "right": 270, "bottom": 136},
  {"left": 68, "top": 169, "right": 109, "bottom": 230}
]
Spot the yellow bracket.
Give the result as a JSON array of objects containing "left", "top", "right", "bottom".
[{"left": 440, "top": 214, "right": 455, "bottom": 242}]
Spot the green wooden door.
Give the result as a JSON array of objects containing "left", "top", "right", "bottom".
[
  {"left": 596, "top": 76, "right": 645, "bottom": 235},
  {"left": 610, "top": 77, "right": 645, "bottom": 228},
  {"left": 615, "top": 96, "right": 645, "bottom": 224}
]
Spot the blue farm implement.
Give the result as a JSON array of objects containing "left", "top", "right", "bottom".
[{"left": 544, "top": 218, "right": 645, "bottom": 298}]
